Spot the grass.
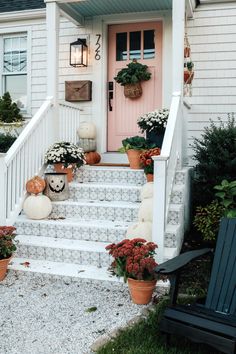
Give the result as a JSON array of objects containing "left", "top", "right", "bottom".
[{"left": 97, "top": 297, "right": 221, "bottom": 354}]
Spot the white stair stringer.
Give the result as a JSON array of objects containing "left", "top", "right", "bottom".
[{"left": 164, "top": 167, "right": 191, "bottom": 262}]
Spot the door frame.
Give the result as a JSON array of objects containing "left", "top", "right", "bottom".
[{"left": 92, "top": 11, "right": 171, "bottom": 154}]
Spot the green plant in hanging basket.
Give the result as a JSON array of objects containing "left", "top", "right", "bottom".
[{"left": 114, "top": 60, "right": 151, "bottom": 99}]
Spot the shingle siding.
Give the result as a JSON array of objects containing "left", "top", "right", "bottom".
[{"left": 0, "top": 0, "right": 45, "bottom": 13}]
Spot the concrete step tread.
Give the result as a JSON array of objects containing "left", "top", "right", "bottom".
[
  {"left": 168, "top": 204, "right": 183, "bottom": 211},
  {"left": 16, "top": 235, "right": 109, "bottom": 253},
  {"left": 9, "top": 258, "right": 118, "bottom": 282},
  {"left": 16, "top": 215, "right": 132, "bottom": 229},
  {"left": 70, "top": 182, "right": 142, "bottom": 190},
  {"left": 165, "top": 224, "right": 181, "bottom": 233},
  {"left": 52, "top": 200, "right": 140, "bottom": 208},
  {"left": 81, "top": 166, "right": 143, "bottom": 172}
]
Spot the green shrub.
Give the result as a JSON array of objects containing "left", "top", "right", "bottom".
[
  {"left": 0, "top": 92, "right": 23, "bottom": 123},
  {"left": 214, "top": 180, "right": 236, "bottom": 217},
  {"left": 114, "top": 60, "right": 151, "bottom": 86},
  {"left": 193, "top": 200, "right": 225, "bottom": 241},
  {"left": 192, "top": 116, "right": 236, "bottom": 206},
  {"left": 0, "top": 133, "right": 16, "bottom": 153}
]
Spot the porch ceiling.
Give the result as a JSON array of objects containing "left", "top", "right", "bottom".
[{"left": 59, "top": 0, "right": 172, "bottom": 24}]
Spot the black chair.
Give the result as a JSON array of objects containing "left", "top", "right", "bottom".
[{"left": 155, "top": 218, "right": 236, "bottom": 354}]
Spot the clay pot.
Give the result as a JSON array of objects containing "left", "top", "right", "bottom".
[
  {"left": 54, "top": 163, "right": 74, "bottom": 182},
  {"left": 126, "top": 150, "right": 142, "bottom": 169},
  {"left": 0, "top": 257, "right": 12, "bottom": 281},
  {"left": 128, "top": 278, "right": 157, "bottom": 305},
  {"left": 85, "top": 152, "right": 101, "bottom": 165},
  {"left": 184, "top": 46, "right": 190, "bottom": 58},
  {"left": 124, "top": 83, "right": 142, "bottom": 99},
  {"left": 146, "top": 174, "right": 154, "bottom": 182},
  {"left": 184, "top": 70, "right": 194, "bottom": 84}
]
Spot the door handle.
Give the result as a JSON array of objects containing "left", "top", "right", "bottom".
[{"left": 109, "top": 91, "right": 113, "bottom": 111}]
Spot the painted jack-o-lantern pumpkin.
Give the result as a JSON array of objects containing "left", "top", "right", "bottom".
[
  {"left": 44, "top": 173, "right": 69, "bottom": 201},
  {"left": 26, "top": 176, "right": 46, "bottom": 195},
  {"left": 77, "top": 121, "right": 96, "bottom": 139},
  {"left": 23, "top": 195, "right": 52, "bottom": 220}
]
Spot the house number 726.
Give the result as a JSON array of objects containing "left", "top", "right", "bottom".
[{"left": 95, "top": 34, "right": 101, "bottom": 60}]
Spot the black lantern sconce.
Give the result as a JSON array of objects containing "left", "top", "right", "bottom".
[{"left": 70, "top": 38, "right": 88, "bottom": 67}]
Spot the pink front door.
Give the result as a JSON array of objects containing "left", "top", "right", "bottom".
[{"left": 107, "top": 22, "right": 163, "bottom": 151}]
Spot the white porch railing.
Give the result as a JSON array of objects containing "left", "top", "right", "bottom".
[
  {"left": 59, "top": 101, "right": 81, "bottom": 144},
  {"left": 152, "top": 92, "right": 183, "bottom": 263},
  {"left": 0, "top": 97, "right": 54, "bottom": 225}
]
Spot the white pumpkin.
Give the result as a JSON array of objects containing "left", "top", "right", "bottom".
[
  {"left": 77, "top": 121, "right": 96, "bottom": 139},
  {"left": 23, "top": 195, "right": 52, "bottom": 220},
  {"left": 140, "top": 182, "right": 154, "bottom": 201},
  {"left": 138, "top": 198, "right": 153, "bottom": 222},
  {"left": 126, "top": 221, "right": 152, "bottom": 242}
]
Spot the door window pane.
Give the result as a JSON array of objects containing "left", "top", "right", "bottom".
[
  {"left": 116, "top": 32, "right": 127, "bottom": 61},
  {"left": 129, "top": 31, "right": 141, "bottom": 60},
  {"left": 144, "top": 30, "right": 155, "bottom": 59},
  {"left": 5, "top": 75, "right": 27, "bottom": 110}
]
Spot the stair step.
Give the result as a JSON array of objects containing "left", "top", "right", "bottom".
[
  {"left": 164, "top": 224, "right": 182, "bottom": 248},
  {"left": 76, "top": 166, "right": 146, "bottom": 185},
  {"left": 50, "top": 200, "right": 139, "bottom": 222},
  {"left": 69, "top": 182, "right": 141, "bottom": 203},
  {"left": 170, "top": 185, "right": 185, "bottom": 204},
  {"left": 15, "top": 235, "right": 111, "bottom": 268},
  {"left": 15, "top": 216, "right": 130, "bottom": 243},
  {"left": 167, "top": 204, "right": 183, "bottom": 225},
  {"left": 174, "top": 168, "right": 189, "bottom": 185},
  {"left": 9, "top": 258, "right": 118, "bottom": 282}
]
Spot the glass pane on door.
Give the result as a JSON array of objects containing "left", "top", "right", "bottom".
[
  {"left": 129, "top": 31, "right": 141, "bottom": 60},
  {"left": 144, "top": 30, "right": 155, "bottom": 59},
  {"left": 116, "top": 32, "right": 127, "bottom": 61}
]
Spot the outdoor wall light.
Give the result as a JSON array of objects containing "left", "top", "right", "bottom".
[{"left": 70, "top": 38, "right": 88, "bottom": 67}]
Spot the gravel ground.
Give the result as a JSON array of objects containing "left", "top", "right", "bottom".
[{"left": 0, "top": 271, "right": 151, "bottom": 354}]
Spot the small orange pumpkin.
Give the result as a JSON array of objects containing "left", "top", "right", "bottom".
[
  {"left": 85, "top": 152, "right": 101, "bottom": 165},
  {"left": 26, "top": 176, "right": 46, "bottom": 195}
]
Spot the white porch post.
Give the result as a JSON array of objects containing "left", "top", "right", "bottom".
[
  {"left": 172, "top": 0, "right": 185, "bottom": 93},
  {"left": 46, "top": 1, "right": 60, "bottom": 140},
  {"left": 0, "top": 154, "right": 7, "bottom": 225}
]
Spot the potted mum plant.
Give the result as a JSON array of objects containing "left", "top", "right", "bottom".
[
  {"left": 114, "top": 59, "right": 151, "bottom": 99},
  {"left": 44, "top": 141, "right": 86, "bottom": 182},
  {"left": 119, "top": 136, "right": 150, "bottom": 169},
  {"left": 106, "top": 238, "right": 158, "bottom": 305},
  {"left": 0, "top": 226, "right": 17, "bottom": 281},
  {"left": 137, "top": 108, "right": 169, "bottom": 147},
  {"left": 140, "top": 147, "right": 161, "bottom": 182}
]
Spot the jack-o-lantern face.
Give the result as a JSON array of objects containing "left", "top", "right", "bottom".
[{"left": 48, "top": 176, "right": 65, "bottom": 193}]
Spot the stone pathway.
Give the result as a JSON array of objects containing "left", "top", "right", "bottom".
[{"left": 0, "top": 271, "right": 154, "bottom": 354}]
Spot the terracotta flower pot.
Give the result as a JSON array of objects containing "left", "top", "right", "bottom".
[
  {"left": 0, "top": 256, "right": 12, "bottom": 281},
  {"left": 126, "top": 150, "right": 142, "bottom": 169},
  {"left": 128, "top": 278, "right": 157, "bottom": 305},
  {"left": 54, "top": 163, "right": 74, "bottom": 182},
  {"left": 146, "top": 174, "right": 154, "bottom": 182},
  {"left": 184, "top": 70, "right": 194, "bottom": 84}
]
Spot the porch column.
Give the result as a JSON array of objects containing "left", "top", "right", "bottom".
[
  {"left": 46, "top": 1, "right": 60, "bottom": 140},
  {"left": 172, "top": 0, "right": 185, "bottom": 93}
]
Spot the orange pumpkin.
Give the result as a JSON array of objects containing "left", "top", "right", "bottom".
[
  {"left": 85, "top": 152, "right": 101, "bottom": 165},
  {"left": 26, "top": 176, "right": 46, "bottom": 195}
]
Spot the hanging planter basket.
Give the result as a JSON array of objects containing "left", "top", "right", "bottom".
[{"left": 124, "top": 83, "right": 142, "bottom": 99}]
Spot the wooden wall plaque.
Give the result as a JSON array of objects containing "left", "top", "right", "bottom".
[{"left": 65, "top": 80, "right": 92, "bottom": 102}]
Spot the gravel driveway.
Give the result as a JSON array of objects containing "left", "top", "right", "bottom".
[{"left": 0, "top": 271, "right": 150, "bottom": 354}]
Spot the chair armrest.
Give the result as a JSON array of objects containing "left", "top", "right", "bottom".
[{"left": 155, "top": 248, "right": 212, "bottom": 275}]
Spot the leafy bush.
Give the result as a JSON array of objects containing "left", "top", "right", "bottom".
[
  {"left": 214, "top": 180, "right": 236, "bottom": 218},
  {"left": 0, "top": 92, "right": 23, "bottom": 123},
  {"left": 193, "top": 200, "right": 225, "bottom": 241},
  {"left": 0, "top": 133, "right": 16, "bottom": 153},
  {"left": 192, "top": 116, "right": 236, "bottom": 206},
  {"left": 119, "top": 136, "right": 151, "bottom": 152},
  {"left": 114, "top": 60, "right": 151, "bottom": 86}
]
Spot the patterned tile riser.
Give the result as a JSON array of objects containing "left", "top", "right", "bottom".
[
  {"left": 170, "top": 190, "right": 184, "bottom": 204},
  {"left": 174, "top": 171, "right": 186, "bottom": 185},
  {"left": 50, "top": 204, "right": 139, "bottom": 222},
  {"left": 16, "top": 245, "right": 111, "bottom": 268},
  {"left": 15, "top": 221, "right": 128, "bottom": 243},
  {"left": 69, "top": 185, "right": 141, "bottom": 203},
  {"left": 76, "top": 169, "right": 146, "bottom": 185},
  {"left": 167, "top": 210, "right": 182, "bottom": 225},
  {"left": 164, "top": 233, "right": 177, "bottom": 248}
]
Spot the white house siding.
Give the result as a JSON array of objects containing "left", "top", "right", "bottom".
[{"left": 186, "top": 2, "right": 236, "bottom": 163}]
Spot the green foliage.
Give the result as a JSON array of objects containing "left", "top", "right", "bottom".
[
  {"left": 193, "top": 200, "right": 225, "bottom": 241},
  {"left": 0, "top": 92, "right": 23, "bottom": 123},
  {"left": 0, "top": 133, "right": 16, "bottom": 153},
  {"left": 192, "top": 116, "right": 236, "bottom": 206},
  {"left": 119, "top": 136, "right": 151, "bottom": 152},
  {"left": 214, "top": 180, "right": 236, "bottom": 217},
  {"left": 185, "top": 61, "right": 194, "bottom": 71},
  {"left": 114, "top": 60, "right": 151, "bottom": 86},
  {"left": 0, "top": 226, "right": 17, "bottom": 260}
]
